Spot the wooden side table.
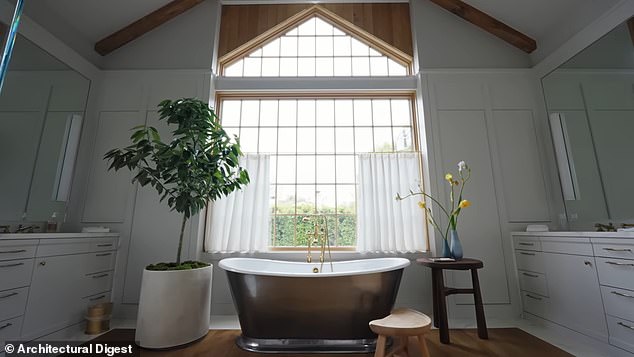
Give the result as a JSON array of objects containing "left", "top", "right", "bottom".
[{"left": 416, "top": 257, "right": 488, "bottom": 344}]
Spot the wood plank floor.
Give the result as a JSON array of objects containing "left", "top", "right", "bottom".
[{"left": 87, "top": 328, "right": 573, "bottom": 356}]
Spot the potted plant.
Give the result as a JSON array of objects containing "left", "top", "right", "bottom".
[
  {"left": 104, "top": 98, "right": 249, "bottom": 348},
  {"left": 396, "top": 161, "right": 471, "bottom": 260}
]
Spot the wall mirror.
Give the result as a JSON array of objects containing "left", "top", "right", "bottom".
[
  {"left": 542, "top": 18, "right": 634, "bottom": 228},
  {"left": 0, "top": 27, "right": 90, "bottom": 224}
]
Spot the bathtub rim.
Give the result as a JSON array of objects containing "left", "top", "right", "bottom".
[{"left": 218, "top": 257, "right": 410, "bottom": 277}]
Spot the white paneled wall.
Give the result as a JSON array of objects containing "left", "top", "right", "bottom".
[
  {"left": 423, "top": 70, "right": 558, "bottom": 319},
  {"left": 70, "top": 70, "right": 210, "bottom": 313}
]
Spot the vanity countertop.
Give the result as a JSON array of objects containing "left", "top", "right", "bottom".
[
  {"left": 0, "top": 232, "right": 119, "bottom": 240},
  {"left": 512, "top": 231, "right": 634, "bottom": 239}
]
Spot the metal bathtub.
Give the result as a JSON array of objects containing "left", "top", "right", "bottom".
[{"left": 219, "top": 257, "right": 410, "bottom": 353}]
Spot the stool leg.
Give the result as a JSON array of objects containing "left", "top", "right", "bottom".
[
  {"left": 417, "top": 335, "right": 431, "bottom": 357},
  {"left": 435, "top": 269, "right": 450, "bottom": 344},
  {"left": 431, "top": 269, "right": 438, "bottom": 328},
  {"left": 471, "top": 268, "right": 488, "bottom": 339},
  {"left": 400, "top": 336, "right": 409, "bottom": 357},
  {"left": 375, "top": 335, "right": 387, "bottom": 357}
]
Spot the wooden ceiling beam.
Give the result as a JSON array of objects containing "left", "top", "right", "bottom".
[
  {"left": 428, "top": 0, "right": 537, "bottom": 53},
  {"left": 627, "top": 17, "right": 634, "bottom": 45},
  {"left": 94, "top": 0, "right": 204, "bottom": 56}
]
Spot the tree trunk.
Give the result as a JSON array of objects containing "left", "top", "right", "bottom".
[{"left": 177, "top": 214, "right": 187, "bottom": 265}]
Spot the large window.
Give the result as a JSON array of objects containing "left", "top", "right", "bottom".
[
  {"left": 219, "top": 97, "right": 415, "bottom": 248},
  {"left": 214, "top": 6, "right": 417, "bottom": 250}
]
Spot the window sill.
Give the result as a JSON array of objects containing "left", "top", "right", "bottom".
[{"left": 200, "top": 250, "right": 429, "bottom": 262}]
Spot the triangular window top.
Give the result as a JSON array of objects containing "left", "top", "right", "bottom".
[{"left": 222, "top": 10, "right": 409, "bottom": 77}]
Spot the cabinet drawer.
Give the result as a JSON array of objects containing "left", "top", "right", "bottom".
[
  {"left": 541, "top": 238, "right": 593, "bottom": 256},
  {"left": 597, "top": 257, "right": 634, "bottom": 291},
  {"left": 91, "top": 238, "right": 118, "bottom": 252},
  {"left": 82, "top": 271, "right": 113, "bottom": 297},
  {"left": 515, "top": 251, "right": 544, "bottom": 273},
  {"left": 514, "top": 237, "right": 541, "bottom": 251},
  {"left": 518, "top": 270, "right": 548, "bottom": 296},
  {"left": 602, "top": 286, "right": 634, "bottom": 322},
  {"left": 0, "top": 316, "right": 23, "bottom": 344},
  {"left": 83, "top": 291, "right": 111, "bottom": 307},
  {"left": 607, "top": 316, "right": 634, "bottom": 354},
  {"left": 0, "top": 287, "right": 28, "bottom": 321},
  {"left": 36, "top": 239, "right": 100, "bottom": 257},
  {"left": 522, "top": 291, "right": 549, "bottom": 319},
  {"left": 594, "top": 242, "right": 634, "bottom": 260},
  {"left": 0, "top": 259, "right": 34, "bottom": 291},
  {"left": 85, "top": 251, "right": 116, "bottom": 274},
  {"left": 0, "top": 241, "right": 37, "bottom": 261}
]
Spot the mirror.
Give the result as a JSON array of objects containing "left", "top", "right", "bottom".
[
  {"left": 0, "top": 30, "right": 89, "bottom": 225},
  {"left": 542, "top": 18, "right": 634, "bottom": 228}
]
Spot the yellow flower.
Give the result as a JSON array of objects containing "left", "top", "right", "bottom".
[
  {"left": 445, "top": 173, "right": 453, "bottom": 182},
  {"left": 418, "top": 201, "right": 426, "bottom": 209},
  {"left": 459, "top": 199, "right": 471, "bottom": 208}
]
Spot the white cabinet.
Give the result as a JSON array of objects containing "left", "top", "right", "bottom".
[
  {"left": 513, "top": 233, "right": 634, "bottom": 353},
  {"left": 0, "top": 234, "right": 118, "bottom": 344}
]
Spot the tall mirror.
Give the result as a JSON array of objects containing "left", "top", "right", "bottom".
[
  {"left": 0, "top": 28, "right": 89, "bottom": 227},
  {"left": 543, "top": 18, "right": 634, "bottom": 229}
]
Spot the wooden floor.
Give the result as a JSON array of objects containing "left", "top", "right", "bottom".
[{"left": 87, "top": 328, "right": 573, "bottom": 357}]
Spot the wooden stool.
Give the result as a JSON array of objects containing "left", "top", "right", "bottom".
[
  {"left": 369, "top": 308, "right": 431, "bottom": 357},
  {"left": 416, "top": 258, "right": 488, "bottom": 344}
]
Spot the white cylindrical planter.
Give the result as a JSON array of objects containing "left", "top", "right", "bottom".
[{"left": 135, "top": 265, "right": 212, "bottom": 348}]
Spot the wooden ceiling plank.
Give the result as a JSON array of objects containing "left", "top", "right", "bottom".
[
  {"left": 94, "top": 0, "right": 204, "bottom": 56},
  {"left": 428, "top": 0, "right": 537, "bottom": 53}
]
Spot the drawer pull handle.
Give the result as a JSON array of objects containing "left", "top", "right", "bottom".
[
  {"left": 0, "top": 249, "right": 27, "bottom": 254},
  {"left": 95, "top": 253, "right": 112, "bottom": 257},
  {"left": 520, "top": 252, "right": 536, "bottom": 256},
  {"left": 603, "top": 248, "right": 632, "bottom": 252},
  {"left": 0, "top": 322, "right": 12, "bottom": 330},
  {"left": 97, "top": 244, "right": 113, "bottom": 247},
  {"left": 519, "top": 242, "right": 535, "bottom": 246},
  {"left": 611, "top": 291, "right": 634, "bottom": 299},
  {"left": 522, "top": 272, "right": 539, "bottom": 278},
  {"left": 618, "top": 322, "right": 634, "bottom": 331},
  {"left": 89, "top": 295, "right": 106, "bottom": 301},
  {"left": 526, "top": 294, "right": 542, "bottom": 301},
  {"left": 0, "top": 292, "right": 18, "bottom": 299},
  {"left": 605, "top": 261, "right": 634, "bottom": 267},
  {"left": 0, "top": 262, "right": 24, "bottom": 268},
  {"left": 91, "top": 273, "right": 109, "bottom": 279}
]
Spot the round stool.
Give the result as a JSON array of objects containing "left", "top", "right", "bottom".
[{"left": 369, "top": 308, "right": 431, "bottom": 357}]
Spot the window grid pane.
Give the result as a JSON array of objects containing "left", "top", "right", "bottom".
[
  {"left": 222, "top": 15, "right": 408, "bottom": 77},
  {"left": 220, "top": 96, "right": 414, "bottom": 248}
]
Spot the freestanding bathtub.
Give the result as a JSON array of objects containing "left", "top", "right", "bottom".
[{"left": 219, "top": 257, "right": 410, "bottom": 353}]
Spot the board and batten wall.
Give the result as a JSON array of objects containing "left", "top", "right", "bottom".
[
  {"left": 67, "top": 69, "right": 560, "bottom": 321},
  {"left": 421, "top": 70, "right": 560, "bottom": 320},
  {"left": 66, "top": 71, "right": 211, "bottom": 318}
]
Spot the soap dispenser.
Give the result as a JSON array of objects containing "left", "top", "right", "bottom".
[{"left": 47, "top": 212, "right": 58, "bottom": 233}]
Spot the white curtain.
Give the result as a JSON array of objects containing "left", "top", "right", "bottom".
[
  {"left": 205, "top": 154, "right": 270, "bottom": 253},
  {"left": 356, "top": 153, "right": 426, "bottom": 253}
]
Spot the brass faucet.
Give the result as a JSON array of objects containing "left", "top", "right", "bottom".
[{"left": 303, "top": 215, "right": 333, "bottom": 273}]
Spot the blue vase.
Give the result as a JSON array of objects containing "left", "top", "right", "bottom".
[
  {"left": 441, "top": 238, "right": 451, "bottom": 258},
  {"left": 449, "top": 229, "right": 463, "bottom": 260}
]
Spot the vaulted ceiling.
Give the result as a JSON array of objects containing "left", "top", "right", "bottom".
[{"left": 20, "top": 0, "right": 621, "bottom": 66}]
